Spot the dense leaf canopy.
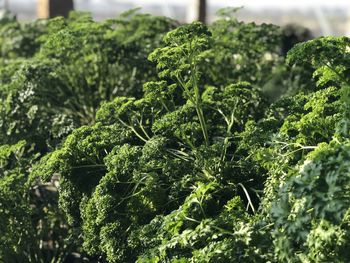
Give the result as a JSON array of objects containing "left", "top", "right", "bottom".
[{"left": 1, "top": 8, "right": 349, "bottom": 263}]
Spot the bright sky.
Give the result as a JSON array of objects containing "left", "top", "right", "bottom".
[
  {"left": 112, "top": 0, "right": 349, "bottom": 9},
  {"left": 215, "top": 0, "right": 349, "bottom": 8}
]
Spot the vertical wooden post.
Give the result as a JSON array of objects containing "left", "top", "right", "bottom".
[
  {"left": 198, "top": 0, "right": 206, "bottom": 24},
  {"left": 37, "top": 0, "right": 74, "bottom": 19},
  {"left": 187, "top": 0, "right": 207, "bottom": 24}
]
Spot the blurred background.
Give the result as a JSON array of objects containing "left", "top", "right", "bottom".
[{"left": 0, "top": 0, "right": 349, "bottom": 36}]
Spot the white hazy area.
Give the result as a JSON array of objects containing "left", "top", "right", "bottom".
[
  {"left": 103, "top": 0, "right": 348, "bottom": 9},
  {"left": 2, "top": 0, "right": 350, "bottom": 36}
]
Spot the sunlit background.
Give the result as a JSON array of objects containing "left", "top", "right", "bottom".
[{"left": 1, "top": 0, "right": 349, "bottom": 36}]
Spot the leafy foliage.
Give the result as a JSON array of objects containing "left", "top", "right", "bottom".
[
  {"left": 0, "top": 10, "right": 177, "bottom": 153},
  {"left": 0, "top": 11, "right": 46, "bottom": 60},
  {"left": 0, "top": 141, "right": 77, "bottom": 262},
  {"left": 4, "top": 7, "right": 350, "bottom": 263},
  {"left": 33, "top": 21, "right": 271, "bottom": 262},
  {"left": 205, "top": 8, "right": 282, "bottom": 88},
  {"left": 271, "top": 141, "right": 350, "bottom": 262},
  {"left": 0, "top": 10, "right": 177, "bottom": 262},
  {"left": 246, "top": 36, "right": 350, "bottom": 262}
]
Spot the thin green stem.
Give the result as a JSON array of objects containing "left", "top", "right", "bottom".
[
  {"left": 191, "top": 64, "right": 209, "bottom": 146},
  {"left": 118, "top": 118, "right": 148, "bottom": 143},
  {"left": 237, "top": 183, "right": 256, "bottom": 214}
]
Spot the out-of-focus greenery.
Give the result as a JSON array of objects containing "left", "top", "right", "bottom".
[{"left": 0, "top": 10, "right": 177, "bottom": 153}]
